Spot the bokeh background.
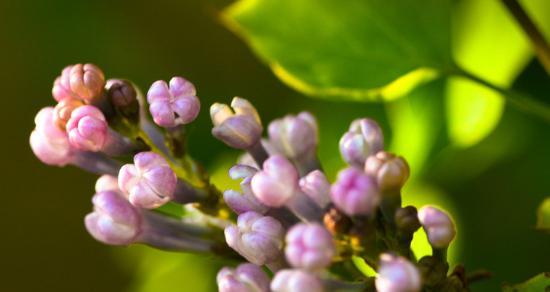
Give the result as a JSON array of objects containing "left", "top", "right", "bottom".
[{"left": 1, "top": 0, "right": 549, "bottom": 291}]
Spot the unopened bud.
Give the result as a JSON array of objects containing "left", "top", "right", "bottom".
[
  {"left": 417, "top": 206, "right": 456, "bottom": 248},
  {"left": 365, "top": 151, "right": 409, "bottom": 192},
  {"left": 339, "top": 118, "right": 384, "bottom": 167},
  {"left": 211, "top": 97, "right": 262, "bottom": 149}
]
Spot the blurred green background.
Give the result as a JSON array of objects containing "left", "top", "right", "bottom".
[{"left": 1, "top": 0, "right": 549, "bottom": 291}]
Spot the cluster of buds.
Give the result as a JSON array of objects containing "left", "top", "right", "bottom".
[{"left": 31, "top": 64, "right": 469, "bottom": 292}]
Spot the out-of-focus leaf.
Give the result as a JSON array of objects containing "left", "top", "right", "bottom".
[
  {"left": 118, "top": 246, "right": 222, "bottom": 292},
  {"left": 502, "top": 272, "right": 550, "bottom": 292},
  {"left": 387, "top": 80, "right": 445, "bottom": 176},
  {"left": 536, "top": 197, "right": 550, "bottom": 231},
  {"left": 447, "top": 0, "right": 532, "bottom": 147},
  {"left": 223, "top": 0, "right": 451, "bottom": 101}
]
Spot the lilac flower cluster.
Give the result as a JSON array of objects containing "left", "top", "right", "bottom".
[{"left": 31, "top": 64, "right": 467, "bottom": 291}]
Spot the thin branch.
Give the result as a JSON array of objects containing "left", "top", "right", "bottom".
[
  {"left": 453, "top": 68, "right": 550, "bottom": 123},
  {"left": 501, "top": 0, "right": 550, "bottom": 76}
]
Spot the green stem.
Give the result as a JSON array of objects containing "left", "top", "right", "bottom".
[
  {"left": 453, "top": 68, "right": 550, "bottom": 123},
  {"left": 501, "top": 0, "right": 550, "bottom": 76}
]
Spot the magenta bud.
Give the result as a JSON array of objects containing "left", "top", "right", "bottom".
[
  {"left": 250, "top": 155, "right": 299, "bottom": 207},
  {"left": 417, "top": 206, "right": 456, "bottom": 248},
  {"left": 217, "top": 263, "right": 270, "bottom": 292},
  {"left": 85, "top": 191, "right": 142, "bottom": 246},
  {"left": 118, "top": 152, "right": 177, "bottom": 209},
  {"left": 30, "top": 107, "right": 73, "bottom": 166},
  {"left": 147, "top": 76, "right": 200, "bottom": 127},
  {"left": 224, "top": 165, "right": 268, "bottom": 214},
  {"left": 69, "top": 63, "right": 106, "bottom": 103},
  {"left": 299, "top": 170, "right": 331, "bottom": 208},
  {"left": 365, "top": 151, "right": 410, "bottom": 192},
  {"left": 211, "top": 97, "right": 263, "bottom": 149},
  {"left": 285, "top": 223, "right": 335, "bottom": 271},
  {"left": 330, "top": 167, "right": 380, "bottom": 216},
  {"left": 271, "top": 269, "right": 324, "bottom": 292},
  {"left": 66, "top": 105, "right": 108, "bottom": 152},
  {"left": 268, "top": 112, "right": 318, "bottom": 160},
  {"left": 95, "top": 175, "right": 120, "bottom": 193},
  {"left": 376, "top": 254, "right": 421, "bottom": 292},
  {"left": 224, "top": 211, "right": 284, "bottom": 265},
  {"left": 339, "top": 118, "right": 384, "bottom": 167}
]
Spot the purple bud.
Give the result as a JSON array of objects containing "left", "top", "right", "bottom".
[
  {"left": 217, "top": 263, "right": 270, "bottom": 292},
  {"left": 376, "top": 254, "right": 421, "bottom": 292},
  {"left": 211, "top": 97, "right": 263, "bottom": 149},
  {"left": 224, "top": 165, "right": 268, "bottom": 214},
  {"left": 285, "top": 223, "right": 335, "bottom": 271},
  {"left": 271, "top": 270, "right": 324, "bottom": 292},
  {"left": 251, "top": 155, "right": 299, "bottom": 207},
  {"left": 339, "top": 118, "right": 384, "bottom": 167},
  {"left": 85, "top": 191, "right": 142, "bottom": 245},
  {"left": 299, "top": 170, "right": 331, "bottom": 208},
  {"left": 30, "top": 107, "right": 73, "bottom": 166},
  {"left": 224, "top": 211, "right": 284, "bottom": 265},
  {"left": 147, "top": 77, "right": 200, "bottom": 127},
  {"left": 330, "top": 167, "right": 380, "bottom": 216},
  {"left": 69, "top": 63, "right": 106, "bottom": 103},
  {"left": 268, "top": 112, "right": 318, "bottom": 160},
  {"left": 105, "top": 79, "right": 139, "bottom": 120},
  {"left": 365, "top": 151, "right": 410, "bottom": 192},
  {"left": 95, "top": 175, "right": 120, "bottom": 193},
  {"left": 417, "top": 206, "right": 456, "bottom": 248},
  {"left": 66, "top": 105, "right": 108, "bottom": 152},
  {"left": 118, "top": 152, "right": 177, "bottom": 209}
]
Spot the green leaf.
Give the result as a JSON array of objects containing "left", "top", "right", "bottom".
[
  {"left": 536, "top": 197, "right": 550, "bottom": 232},
  {"left": 447, "top": 0, "right": 532, "bottom": 147},
  {"left": 223, "top": 0, "right": 452, "bottom": 101},
  {"left": 503, "top": 272, "right": 550, "bottom": 292},
  {"left": 387, "top": 80, "right": 445, "bottom": 176}
]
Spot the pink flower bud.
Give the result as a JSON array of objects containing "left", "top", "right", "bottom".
[
  {"left": 85, "top": 191, "right": 142, "bottom": 246},
  {"left": 339, "top": 118, "right": 384, "bottom": 167},
  {"left": 69, "top": 63, "right": 106, "bottom": 103},
  {"left": 224, "top": 165, "right": 268, "bottom": 214},
  {"left": 118, "top": 152, "right": 177, "bottom": 209},
  {"left": 271, "top": 270, "right": 323, "bottom": 292},
  {"left": 95, "top": 175, "right": 120, "bottom": 193},
  {"left": 417, "top": 206, "right": 456, "bottom": 248},
  {"left": 224, "top": 211, "right": 284, "bottom": 265},
  {"left": 52, "top": 65, "right": 79, "bottom": 102},
  {"left": 53, "top": 98, "right": 85, "bottom": 130},
  {"left": 299, "top": 170, "right": 331, "bottom": 208},
  {"left": 365, "top": 151, "right": 409, "bottom": 192},
  {"left": 217, "top": 263, "right": 270, "bottom": 292},
  {"left": 376, "top": 254, "right": 421, "bottom": 292},
  {"left": 211, "top": 97, "right": 263, "bottom": 149},
  {"left": 268, "top": 112, "right": 318, "bottom": 160},
  {"left": 285, "top": 223, "right": 335, "bottom": 271},
  {"left": 147, "top": 76, "right": 200, "bottom": 127},
  {"left": 66, "top": 105, "right": 108, "bottom": 151},
  {"left": 251, "top": 155, "right": 299, "bottom": 207},
  {"left": 330, "top": 167, "right": 380, "bottom": 216},
  {"left": 29, "top": 107, "right": 73, "bottom": 166}
]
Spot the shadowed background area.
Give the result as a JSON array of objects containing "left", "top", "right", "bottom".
[{"left": 0, "top": 0, "right": 549, "bottom": 291}]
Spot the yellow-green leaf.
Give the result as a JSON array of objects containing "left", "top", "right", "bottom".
[
  {"left": 503, "top": 272, "right": 550, "bottom": 292},
  {"left": 536, "top": 197, "right": 550, "bottom": 232}
]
